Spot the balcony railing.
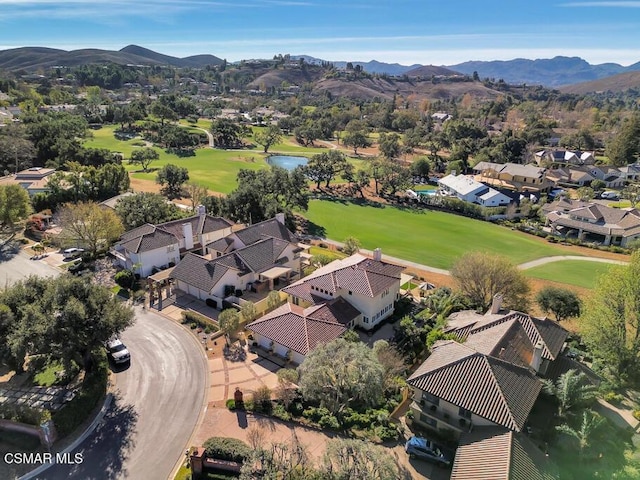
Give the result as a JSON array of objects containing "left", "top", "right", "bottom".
[{"left": 411, "top": 401, "right": 472, "bottom": 433}]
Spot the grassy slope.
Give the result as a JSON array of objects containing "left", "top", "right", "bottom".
[
  {"left": 304, "top": 199, "right": 569, "bottom": 269},
  {"left": 524, "top": 260, "right": 614, "bottom": 289}
]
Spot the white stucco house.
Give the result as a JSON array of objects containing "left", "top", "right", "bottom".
[
  {"left": 438, "top": 174, "right": 512, "bottom": 206},
  {"left": 111, "top": 205, "right": 234, "bottom": 277}
]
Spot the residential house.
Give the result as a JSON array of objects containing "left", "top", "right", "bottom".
[
  {"left": 534, "top": 149, "right": 595, "bottom": 167},
  {"left": 586, "top": 165, "right": 625, "bottom": 188},
  {"left": 618, "top": 163, "right": 640, "bottom": 182},
  {"left": 472, "top": 162, "right": 551, "bottom": 192},
  {"left": 407, "top": 296, "right": 568, "bottom": 438},
  {"left": 98, "top": 192, "right": 135, "bottom": 210},
  {"left": 0, "top": 167, "right": 57, "bottom": 196},
  {"left": 450, "top": 427, "right": 558, "bottom": 480},
  {"left": 112, "top": 205, "right": 234, "bottom": 277},
  {"left": 246, "top": 297, "right": 360, "bottom": 364},
  {"left": 545, "top": 167, "right": 595, "bottom": 187},
  {"left": 171, "top": 216, "right": 304, "bottom": 308},
  {"left": 438, "top": 174, "right": 512, "bottom": 206},
  {"left": 281, "top": 249, "right": 404, "bottom": 331},
  {"left": 543, "top": 198, "right": 640, "bottom": 247}
]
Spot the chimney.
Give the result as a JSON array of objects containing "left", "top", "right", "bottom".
[
  {"left": 275, "top": 212, "right": 285, "bottom": 225},
  {"left": 530, "top": 340, "right": 544, "bottom": 373},
  {"left": 373, "top": 248, "right": 382, "bottom": 262},
  {"left": 182, "top": 222, "right": 194, "bottom": 250},
  {"left": 197, "top": 204, "right": 206, "bottom": 217},
  {"left": 489, "top": 293, "right": 503, "bottom": 315}
]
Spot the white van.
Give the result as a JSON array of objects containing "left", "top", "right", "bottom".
[
  {"left": 600, "top": 191, "right": 620, "bottom": 200},
  {"left": 62, "top": 248, "right": 85, "bottom": 259}
]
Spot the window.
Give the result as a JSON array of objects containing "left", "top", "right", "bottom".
[
  {"left": 420, "top": 413, "right": 437, "bottom": 427},
  {"left": 458, "top": 407, "right": 472, "bottom": 419},
  {"left": 423, "top": 393, "right": 439, "bottom": 406}
]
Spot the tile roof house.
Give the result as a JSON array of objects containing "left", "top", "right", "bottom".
[
  {"left": 171, "top": 216, "right": 303, "bottom": 309},
  {"left": 246, "top": 298, "right": 360, "bottom": 364},
  {"left": 543, "top": 198, "right": 640, "bottom": 247},
  {"left": 111, "top": 205, "right": 234, "bottom": 277},
  {"left": 407, "top": 295, "right": 568, "bottom": 439},
  {"left": 438, "top": 174, "right": 512, "bottom": 207},
  {"left": 534, "top": 149, "right": 595, "bottom": 167},
  {"left": 450, "top": 427, "right": 558, "bottom": 480},
  {"left": 281, "top": 249, "right": 404, "bottom": 331},
  {"left": 472, "top": 162, "right": 552, "bottom": 192}
]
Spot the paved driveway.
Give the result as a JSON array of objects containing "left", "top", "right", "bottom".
[{"left": 0, "top": 244, "right": 60, "bottom": 285}]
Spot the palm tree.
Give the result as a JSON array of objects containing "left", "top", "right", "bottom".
[
  {"left": 556, "top": 410, "right": 605, "bottom": 457},
  {"left": 543, "top": 369, "right": 597, "bottom": 418}
]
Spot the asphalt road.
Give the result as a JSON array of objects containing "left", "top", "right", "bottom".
[
  {"left": 38, "top": 307, "right": 207, "bottom": 480},
  {"left": 0, "top": 244, "right": 60, "bottom": 285}
]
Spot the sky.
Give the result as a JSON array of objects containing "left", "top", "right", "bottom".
[{"left": 0, "top": 0, "right": 639, "bottom": 66}]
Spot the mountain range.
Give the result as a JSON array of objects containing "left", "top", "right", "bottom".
[{"left": 1, "top": 45, "right": 640, "bottom": 90}]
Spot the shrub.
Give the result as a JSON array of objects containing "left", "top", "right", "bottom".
[
  {"left": 272, "top": 403, "right": 291, "bottom": 421},
  {"left": 203, "top": 437, "right": 251, "bottom": 463},
  {"left": 318, "top": 413, "right": 340, "bottom": 430},
  {"left": 226, "top": 399, "right": 236, "bottom": 410},
  {"left": 633, "top": 409, "right": 640, "bottom": 422},
  {"left": 181, "top": 310, "right": 219, "bottom": 332},
  {"left": 114, "top": 270, "right": 135, "bottom": 289},
  {"left": 603, "top": 391, "right": 625, "bottom": 404},
  {"left": 52, "top": 349, "right": 108, "bottom": 437},
  {"left": 252, "top": 385, "right": 272, "bottom": 413},
  {"left": 546, "top": 235, "right": 557, "bottom": 243}
]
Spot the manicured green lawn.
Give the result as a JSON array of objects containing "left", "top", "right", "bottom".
[
  {"left": 524, "top": 260, "right": 615, "bottom": 289},
  {"left": 303, "top": 199, "right": 571, "bottom": 269}
]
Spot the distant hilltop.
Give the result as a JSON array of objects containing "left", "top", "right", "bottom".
[{"left": 1, "top": 45, "right": 639, "bottom": 88}]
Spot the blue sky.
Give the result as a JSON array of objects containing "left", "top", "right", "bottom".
[{"left": 0, "top": 0, "right": 639, "bottom": 65}]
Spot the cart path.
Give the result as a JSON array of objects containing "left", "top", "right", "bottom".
[{"left": 316, "top": 238, "right": 628, "bottom": 276}]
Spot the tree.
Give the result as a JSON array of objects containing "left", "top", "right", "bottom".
[
  {"left": 150, "top": 100, "right": 178, "bottom": 126},
  {"left": 343, "top": 129, "right": 372, "bottom": 155},
  {"left": 556, "top": 410, "right": 605, "bottom": 457},
  {"left": 210, "top": 118, "right": 244, "bottom": 149},
  {"left": 378, "top": 132, "right": 401, "bottom": 160},
  {"left": 606, "top": 114, "right": 640, "bottom": 167},
  {"left": 590, "top": 179, "right": 606, "bottom": 193},
  {"left": 129, "top": 147, "right": 159, "bottom": 173},
  {"left": 276, "top": 368, "right": 299, "bottom": 409},
  {"left": 156, "top": 164, "right": 189, "bottom": 199},
  {"left": 0, "top": 129, "right": 35, "bottom": 174},
  {"left": 115, "top": 192, "right": 185, "bottom": 230},
  {"left": 581, "top": 252, "right": 640, "bottom": 383},
  {"left": 266, "top": 291, "right": 282, "bottom": 310},
  {"left": 342, "top": 236, "right": 361, "bottom": 256},
  {"left": 410, "top": 157, "right": 430, "bottom": 179},
  {"left": 240, "top": 301, "right": 258, "bottom": 323},
  {"left": 297, "top": 338, "right": 384, "bottom": 415},
  {"left": 0, "top": 185, "right": 31, "bottom": 230},
  {"left": 254, "top": 124, "right": 282, "bottom": 153},
  {"left": 536, "top": 286, "right": 581, "bottom": 322},
  {"left": 56, "top": 202, "right": 124, "bottom": 255},
  {"left": 0, "top": 275, "right": 134, "bottom": 373},
  {"left": 576, "top": 186, "right": 595, "bottom": 201},
  {"left": 184, "top": 182, "right": 209, "bottom": 211},
  {"left": 219, "top": 308, "right": 241, "bottom": 343},
  {"left": 622, "top": 183, "right": 640, "bottom": 208},
  {"left": 450, "top": 251, "right": 530, "bottom": 311},
  {"left": 543, "top": 369, "right": 597, "bottom": 418},
  {"left": 322, "top": 438, "right": 400, "bottom": 480},
  {"left": 372, "top": 340, "right": 406, "bottom": 391},
  {"left": 304, "top": 151, "right": 348, "bottom": 189}
]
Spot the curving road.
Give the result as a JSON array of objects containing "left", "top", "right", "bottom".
[
  {"left": 36, "top": 307, "right": 207, "bottom": 480},
  {"left": 516, "top": 255, "right": 628, "bottom": 270}
]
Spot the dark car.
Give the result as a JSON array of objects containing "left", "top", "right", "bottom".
[{"left": 405, "top": 436, "right": 453, "bottom": 467}]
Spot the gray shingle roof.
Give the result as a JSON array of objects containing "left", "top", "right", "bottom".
[
  {"left": 451, "top": 427, "right": 559, "bottom": 480},
  {"left": 407, "top": 341, "right": 542, "bottom": 431},
  {"left": 118, "top": 227, "right": 178, "bottom": 253},
  {"left": 171, "top": 252, "right": 240, "bottom": 292},
  {"left": 233, "top": 217, "right": 295, "bottom": 246}
]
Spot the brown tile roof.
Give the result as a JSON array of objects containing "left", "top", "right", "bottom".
[
  {"left": 451, "top": 427, "right": 559, "bottom": 480},
  {"left": 544, "top": 355, "right": 601, "bottom": 386},
  {"left": 282, "top": 253, "right": 403, "bottom": 303},
  {"left": 407, "top": 341, "right": 542, "bottom": 431},
  {"left": 465, "top": 318, "right": 535, "bottom": 369},
  {"left": 247, "top": 300, "right": 351, "bottom": 355},
  {"left": 305, "top": 297, "right": 361, "bottom": 326}
]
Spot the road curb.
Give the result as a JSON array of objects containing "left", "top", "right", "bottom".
[{"left": 18, "top": 393, "right": 113, "bottom": 480}]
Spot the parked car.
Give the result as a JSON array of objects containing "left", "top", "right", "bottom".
[
  {"left": 548, "top": 188, "right": 566, "bottom": 199},
  {"left": 599, "top": 191, "right": 620, "bottom": 200},
  {"left": 405, "top": 436, "right": 453, "bottom": 467},
  {"left": 62, "top": 247, "right": 85, "bottom": 259},
  {"left": 106, "top": 338, "right": 130, "bottom": 364}
]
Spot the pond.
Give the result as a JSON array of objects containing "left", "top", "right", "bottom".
[{"left": 266, "top": 155, "right": 308, "bottom": 171}]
